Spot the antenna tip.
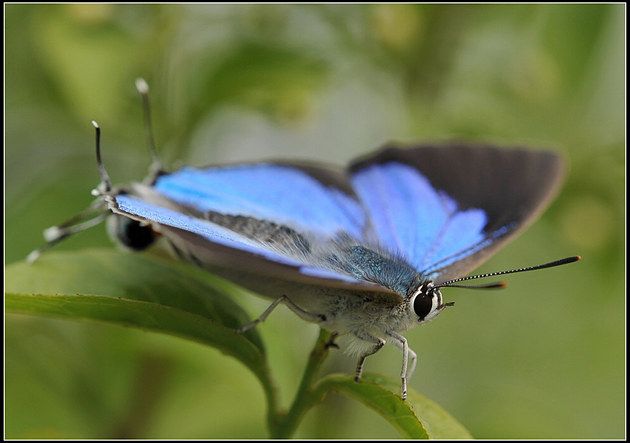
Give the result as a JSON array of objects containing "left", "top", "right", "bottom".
[
  {"left": 26, "top": 249, "right": 41, "bottom": 264},
  {"left": 135, "top": 78, "right": 149, "bottom": 94},
  {"left": 43, "top": 226, "right": 63, "bottom": 242},
  {"left": 563, "top": 255, "right": 582, "bottom": 264},
  {"left": 91, "top": 120, "right": 100, "bottom": 129}
]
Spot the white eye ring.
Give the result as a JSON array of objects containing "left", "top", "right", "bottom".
[
  {"left": 411, "top": 282, "right": 443, "bottom": 322},
  {"left": 421, "top": 284, "right": 443, "bottom": 323}
]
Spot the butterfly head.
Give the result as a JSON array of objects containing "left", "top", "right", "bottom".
[
  {"left": 106, "top": 211, "right": 157, "bottom": 251},
  {"left": 409, "top": 281, "right": 453, "bottom": 324},
  {"left": 25, "top": 116, "right": 161, "bottom": 264}
]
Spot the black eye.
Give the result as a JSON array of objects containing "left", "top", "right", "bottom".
[
  {"left": 108, "top": 215, "right": 156, "bottom": 250},
  {"left": 413, "top": 293, "right": 433, "bottom": 320}
]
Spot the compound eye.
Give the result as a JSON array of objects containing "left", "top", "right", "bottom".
[
  {"left": 413, "top": 291, "right": 433, "bottom": 320},
  {"left": 107, "top": 215, "right": 156, "bottom": 251}
]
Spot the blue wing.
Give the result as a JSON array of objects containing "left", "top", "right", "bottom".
[
  {"left": 115, "top": 194, "right": 301, "bottom": 267},
  {"left": 110, "top": 161, "right": 412, "bottom": 301},
  {"left": 351, "top": 162, "right": 489, "bottom": 273},
  {"left": 110, "top": 144, "right": 563, "bottom": 297},
  {"left": 153, "top": 163, "right": 366, "bottom": 239},
  {"left": 111, "top": 187, "right": 405, "bottom": 306},
  {"left": 349, "top": 143, "right": 565, "bottom": 282}
]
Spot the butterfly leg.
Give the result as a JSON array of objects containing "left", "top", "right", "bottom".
[
  {"left": 386, "top": 331, "right": 415, "bottom": 400},
  {"left": 353, "top": 332, "right": 385, "bottom": 383},
  {"left": 282, "top": 296, "right": 328, "bottom": 324},
  {"left": 27, "top": 200, "right": 107, "bottom": 263},
  {"left": 237, "top": 295, "right": 326, "bottom": 333},
  {"left": 386, "top": 331, "right": 418, "bottom": 378}
]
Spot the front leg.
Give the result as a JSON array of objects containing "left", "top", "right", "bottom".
[
  {"left": 353, "top": 331, "right": 385, "bottom": 383},
  {"left": 386, "top": 330, "right": 416, "bottom": 400}
]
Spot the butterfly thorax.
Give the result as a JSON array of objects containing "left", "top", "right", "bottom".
[
  {"left": 320, "top": 243, "right": 419, "bottom": 297},
  {"left": 312, "top": 271, "right": 444, "bottom": 338}
]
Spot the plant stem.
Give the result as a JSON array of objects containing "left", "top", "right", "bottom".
[
  {"left": 268, "top": 328, "right": 333, "bottom": 438},
  {"left": 260, "top": 365, "right": 282, "bottom": 435}
]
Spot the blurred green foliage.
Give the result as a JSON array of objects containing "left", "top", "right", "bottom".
[{"left": 5, "top": 4, "right": 625, "bottom": 439}]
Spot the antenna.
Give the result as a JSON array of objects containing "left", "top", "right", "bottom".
[
  {"left": 27, "top": 121, "right": 112, "bottom": 263},
  {"left": 436, "top": 256, "right": 581, "bottom": 289},
  {"left": 441, "top": 282, "right": 507, "bottom": 290},
  {"left": 135, "top": 78, "right": 163, "bottom": 174},
  {"left": 91, "top": 120, "right": 112, "bottom": 194}
]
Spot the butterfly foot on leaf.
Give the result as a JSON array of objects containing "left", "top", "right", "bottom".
[
  {"left": 235, "top": 297, "right": 287, "bottom": 334},
  {"left": 401, "top": 377, "right": 408, "bottom": 401}
]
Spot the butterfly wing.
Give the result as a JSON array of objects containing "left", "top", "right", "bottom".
[
  {"left": 349, "top": 142, "right": 565, "bottom": 283},
  {"left": 109, "top": 162, "right": 402, "bottom": 305},
  {"left": 151, "top": 162, "right": 366, "bottom": 239}
]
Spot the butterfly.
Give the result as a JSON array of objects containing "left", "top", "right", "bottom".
[{"left": 29, "top": 79, "right": 579, "bottom": 400}]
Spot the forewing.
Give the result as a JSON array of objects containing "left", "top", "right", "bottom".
[
  {"left": 151, "top": 162, "right": 366, "bottom": 239},
  {"left": 349, "top": 142, "right": 565, "bottom": 283}
]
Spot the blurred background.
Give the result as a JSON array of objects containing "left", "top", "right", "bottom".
[{"left": 5, "top": 4, "right": 625, "bottom": 439}]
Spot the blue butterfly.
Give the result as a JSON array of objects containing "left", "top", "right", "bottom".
[{"left": 29, "top": 79, "right": 579, "bottom": 400}]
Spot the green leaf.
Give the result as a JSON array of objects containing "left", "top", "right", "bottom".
[
  {"left": 314, "top": 373, "right": 472, "bottom": 439},
  {"left": 5, "top": 249, "right": 273, "bottom": 391}
]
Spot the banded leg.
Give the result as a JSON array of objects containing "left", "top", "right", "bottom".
[
  {"left": 386, "top": 331, "right": 416, "bottom": 400},
  {"left": 238, "top": 295, "right": 325, "bottom": 333},
  {"left": 354, "top": 332, "right": 385, "bottom": 383},
  {"left": 387, "top": 331, "right": 418, "bottom": 379}
]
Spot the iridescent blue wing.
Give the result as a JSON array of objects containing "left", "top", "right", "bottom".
[
  {"left": 109, "top": 162, "right": 401, "bottom": 303},
  {"left": 152, "top": 162, "right": 366, "bottom": 239},
  {"left": 349, "top": 143, "right": 565, "bottom": 283}
]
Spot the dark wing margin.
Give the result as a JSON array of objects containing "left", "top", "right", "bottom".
[{"left": 349, "top": 141, "right": 566, "bottom": 282}]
